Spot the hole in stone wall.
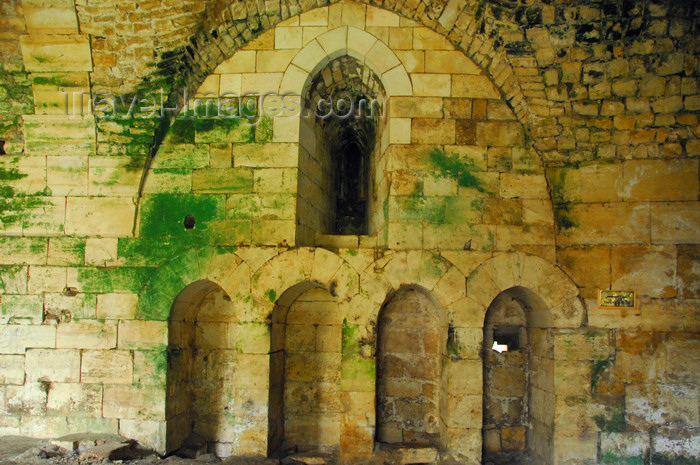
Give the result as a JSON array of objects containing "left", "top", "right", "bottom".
[
  {"left": 493, "top": 326, "right": 521, "bottom": 352},
  {"left": 184, "top": 214, "right": 196, "bottom": 229},
  {"left": 0, "top": 140, "right": 5, "bottom": 155}
]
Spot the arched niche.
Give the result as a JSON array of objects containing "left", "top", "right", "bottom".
[
  {"left": 482, "top": 286, "right": 554, "bottom": 465},
  {"left": 167, "top": 279, "right": 237, "bottom": 456},
  {"left": 295, "top": 59, "right": 389, "bottom": 245},
  {"left": 268, "top": 283, "right": 343, "bottom": 459},
  {"left": 375, "top": 285, "right": 448, "bottom": 451}
]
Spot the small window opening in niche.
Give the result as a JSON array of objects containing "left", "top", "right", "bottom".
[
  {"left": 492, "top": 326, "right": 521, "bottom": 352},
  {"left": 331, "top": 122, "right": 373, "bottom": 235},
  {"left": 183, "top": 214, "right": 196, "bottom": 230},
  {"left": 296, "top": 55, "right": 386, "bottom": 245}
]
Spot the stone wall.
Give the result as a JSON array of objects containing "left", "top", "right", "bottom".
[{"left": 0, "top": 0, "right": 698, "bottom": 464}]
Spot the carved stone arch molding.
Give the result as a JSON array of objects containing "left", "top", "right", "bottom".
[
  {"left": 181, "top": 0, "right": 533, "bottom": 125},
  {"left": 463, "top": 251, "right": 587, "bottom": 330},
  {"left": 278, "top": 26, "right": 413, "bottom": 98}
]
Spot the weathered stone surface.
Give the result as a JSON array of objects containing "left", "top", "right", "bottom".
[
  {"left": 651, "top": 202, "right": 700, "bottom": 244},
  {"left": 103, "top": 384, "right": 165, "bottom": 420},
  {"left": 627, "top": 383, "right": 699, "bottom": 430},
  {"left": 0, "top": 3, "right": 698, "bottom": 463},
  {"left": 25, "top": 348, "right": 80, "bottom": 383},
  {"left": 65, "top": 197, "right": 135, "bottom": 237},
  {"left": 81, "top": 350, "right": 133, "bottom": 384},
  {"left": 611, "top": 245, "right": 677, "bottom": 298},
  {"left": 20, "top": 35, "right": 92, "bottom": 72}
]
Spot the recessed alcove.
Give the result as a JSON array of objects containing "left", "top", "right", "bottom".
[
  {"left": 375, "top": 286, "right": 447, "bottom": 449},
  {"left": 167, "top": 280, "right": 237, "bottom": 456},
  {"left": 268, "top": 285, "right": 342, "bottom": 459},
  {"left": 482, "top": 288, "right": 554, "bottom": 465}
]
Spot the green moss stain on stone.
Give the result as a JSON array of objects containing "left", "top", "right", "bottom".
[
  {"left": 447, "top": 325, "right": 462, "bottom": 361},
  {"left": 600, "top": 452, "right": 645, "bottom": 465},
  {"left": 340, "top": 318, "right": 375, "bottom": 390},
  {"left": 483, "top": 227, "right": 496, "bottom": 252},
  {"left": 166, "top": 119, "right": 195, "bottom": 144},
  {"left": 591, "top": 356, "right": 614, "bottom": 391},
  {"left": 591, "top": 357, "right": 613, "bottom": 388},
  {"left": 138, "top": 350, "right": 167, "bottom": 387},
  {"left": 135, "top": 286, "right": 176, "bottom": 321},
  {"left": 650, "top": 454, "right": 700, "bottom": 465},
  {"left": 139, "top": 194, "right": 225, "bottom": 239},
  {"left": 118, "top": 238, "right": 180, "bottom": 267},
  {"left": 427, "top": 148, "right": 486, "bottom": 193},
  {"left": 553, "top": 203, "right": 577, "bottom": 231},
  {"left": 0, "top": 167, "right": 27, "bottom": 181},
  {"left": 341, "top": 355, "right": 376, "bottom": 386},
  {"left": 342, "top": 318, "right": 358, "bottom": 356},
  {"left": 194, "top": 117, "right": 254, "bottom": 144},
  {"left": 547, "top": 168, "right": 579, "bottom": 231},
  {"left": 0, "top": 67, "right": 34, "bottom": 142},
  {"left": 401, "top": 192, "right": 446, "bottom": 224},
  {"left": 0, "top": 266, "right": 26, "bottom": 294},
  {"left": 265, "top": 288, "right": 277, "bottom": 303},
  {"left": 593, "top": 400, "right": 626, "bottom": 433},
  {"left": 75, "top": 267, "right": 153, "bottom": 294},
  {"left": 255, "top": 117, "right": 273, "bottom": 143},
  {"left": 0, "top": 170, "right": 54, "bottom": 230},
  {"left": 209, "top": 220, "right": 251, "bottom": 246},
  {"left": 59, "top": 294, "right": 97, "bottom": 320},
  {"left": 420, "top": 254, "right": 445, "bottom": 280}
]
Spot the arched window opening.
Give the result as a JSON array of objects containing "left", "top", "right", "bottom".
[
  {"left": 296, "top": 56, "right": 387, "bottom": 245},
  {"left": 326, "top": 107, "right": 376, "bottom": 235}
]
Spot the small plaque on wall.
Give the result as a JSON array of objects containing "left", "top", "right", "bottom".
[{"left": 598, "top": 290, "right": 636, "bottom": 309}]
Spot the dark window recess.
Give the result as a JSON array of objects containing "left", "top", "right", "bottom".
[
  {"left": 493, "top": 326, "right": 521, "bottom": 351},
  {"left": 0, "top": 140, "right": 5, "bottom": 155},
  {"left": 333, "top": 131, "right": 369, "bottom": 235},
  {"left": 327, "top": 113, "right": 375, "bottom": 236},
  {"left": 184, "top": 214, "right": 196, "bottom": 229}
]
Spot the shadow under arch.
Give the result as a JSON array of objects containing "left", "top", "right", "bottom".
[
  {"left": 375, "top": 284, "right": 449, "bottom": 452},
  {"left": 167, "top": 278, "right": 237, "bottom": 455},
  {"left": 267, "top": 281, "right": 343, "bottom": 458}
]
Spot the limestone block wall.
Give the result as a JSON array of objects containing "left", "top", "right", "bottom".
[
  {"left": 0, "top": 0, "right": 698, "bottom": 464},
  {"left": 131, "top": 10, "right": 553, "bottom": 256}
]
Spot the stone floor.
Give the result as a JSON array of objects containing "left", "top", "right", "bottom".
[
  {"left": 482, "top": 451, "right": 537, "bottom": 465},
  {"left": 1, "top": 435, "right": 541, "bottom": 465}
]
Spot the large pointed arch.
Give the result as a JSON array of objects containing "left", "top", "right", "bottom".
[{"left": 176, "top": 1, "right": 533, "bottom": 125}]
